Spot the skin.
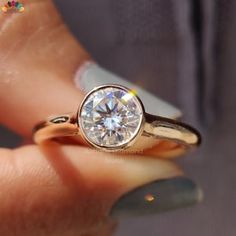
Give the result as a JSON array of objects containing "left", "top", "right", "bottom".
[{"left": 0, "top": 1, "right": 183, "bottom": 235}]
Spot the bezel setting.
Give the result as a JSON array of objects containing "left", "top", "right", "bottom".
[{"left": 78, "top": 84, "right": 145, "bottom": 151}]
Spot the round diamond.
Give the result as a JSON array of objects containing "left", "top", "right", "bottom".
[{"left": 79, "top": 85, "right": 144, "bottom": 149}]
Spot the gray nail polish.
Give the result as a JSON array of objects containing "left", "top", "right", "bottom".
[
  {"left": 74, "top": 63, "right": 182, "bottom": 119},
  {"left": 111, "top": 177, "right": 202, "bottom": 218}
]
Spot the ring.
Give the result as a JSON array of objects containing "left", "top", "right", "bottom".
[{"left": 33, "top": 84, "right": 201, "bottom": 157}]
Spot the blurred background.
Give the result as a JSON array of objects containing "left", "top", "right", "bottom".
[{"left": 0, "top": 0, "right": 235, "bottom": 235}]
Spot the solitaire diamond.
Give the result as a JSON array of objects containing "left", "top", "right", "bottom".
[{"left": 79, "top": 85, "right": 144, "bottom": 149}]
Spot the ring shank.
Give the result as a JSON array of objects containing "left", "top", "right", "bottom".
[
  {"left": 33, "top": 113, "right": 201, "bottom": 158},
  {"left": 144, "top": 113, "right": 201, "bottom": 146}
]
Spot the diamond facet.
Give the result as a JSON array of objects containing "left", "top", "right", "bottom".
[{"left": 79, "top": 85, "right": 144, "bottom": 149}]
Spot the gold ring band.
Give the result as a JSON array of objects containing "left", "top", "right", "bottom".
[{"left": 33, "top": 85, "right": 201, "bottom": 158}]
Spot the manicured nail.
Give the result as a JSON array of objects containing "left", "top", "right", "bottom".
[
  {"left": 111, "top": 177, "right": 202, "bottom": 218},
  {"left": 74, "top": 62, "right": 182, "bottom": 119}
]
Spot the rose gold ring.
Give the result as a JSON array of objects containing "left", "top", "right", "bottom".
[{"left": 33, "top": 84, "right": 201, "bottom": 158}]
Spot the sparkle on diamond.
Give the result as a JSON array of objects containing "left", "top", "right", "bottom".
[{"left": 79, "top": 86, "right": 143, "bottom": 148}]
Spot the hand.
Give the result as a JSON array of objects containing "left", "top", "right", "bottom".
[{"left": 0, "top": 1, "right": 201, "bottom": 235}]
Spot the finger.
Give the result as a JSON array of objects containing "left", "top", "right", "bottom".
[
  {"left": 0, "top": 0, "right": 187, "bottom": 159},
  {"left": 0, "top": 0, "right": 89, "bottom": 82},
  {"left": 0, "top": 144, "right": 199, "bottom": 236},
  {"left": 0, "top": 0, "right": 89, "bottom": 136}
]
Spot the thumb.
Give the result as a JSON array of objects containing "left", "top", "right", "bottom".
[{"left": 0, "top": 144, "right": 195, "bottom": 236}]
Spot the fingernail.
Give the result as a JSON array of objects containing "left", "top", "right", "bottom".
[
  {"left": 111, "top": 177, "right": 203, "bottom": 218},
  {"left": 74, "top": 62, "right": 182, "bottom": 119}
]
